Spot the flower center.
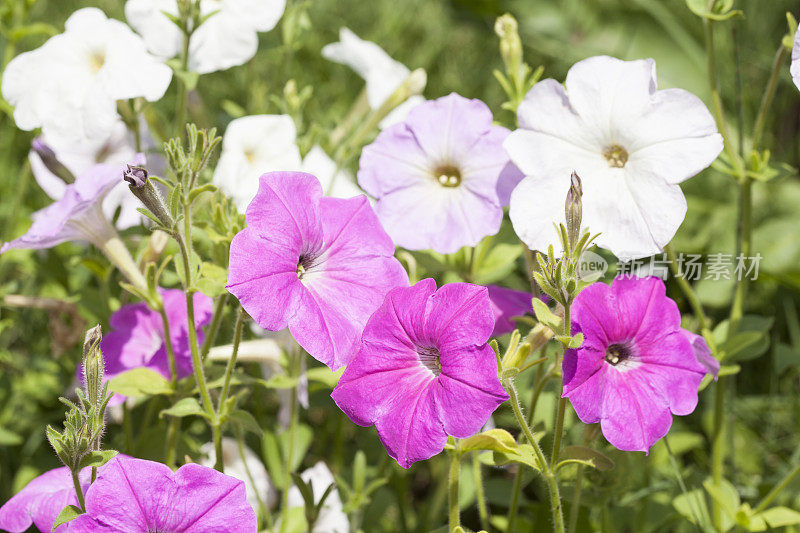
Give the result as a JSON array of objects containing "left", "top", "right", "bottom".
[
  {"left": 89, "top": 51, "right": 106, "bottom": 73},
  {"left": 605, "top": 343, "right": 632, "bottom": 366},
  {"left": 416, "top": 346, "right": 441, "bottom": 376},
  {"left": 296, "top": 252, "right": 323, "bottom": 282},
  {"left": 603, "top": 144, "right": 628, "bottom": 168},
  {"left": 434, "top": 165, "right": 461, "bottom": 187}
]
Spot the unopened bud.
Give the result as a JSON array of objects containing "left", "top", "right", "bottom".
[
  {"left": 31, "top": 138, "right": 75, "bottom": 184},
  {"left": 123, "top": 164, "right": 148, "bottom": 188},
  {"left": 495, "top": 14, "right": 523, "bottom": 79},
  {"left": 565, "top": 171, "right": 583, "bottom": 251},
  {"left": 125, "top": 165, "right": 175, "bottom": 229},
  {"left": 83, "top": 325, "right": 104, "bottom": 407}
]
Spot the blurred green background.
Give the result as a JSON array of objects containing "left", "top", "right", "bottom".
[{"left": 1, "top": 0, "right": 799, "bottom": 531}]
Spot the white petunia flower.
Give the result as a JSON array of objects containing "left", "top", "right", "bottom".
[
  {"left": 199, "top": 438, "right": 277, "bottom": 513},
  {"left": 322, "top": 28, "right": 425, "bottom": 128},
  {"left": 287, "top": 462, "right": 349, "bottom": 533},
  {"left": 125, "top": 0, "right": 286, "bottom": 74},
  {"left": 2, "top": 8, "right": 172, "bottom": 143},
  {"left": 505, "top": 56, "right": 723, "bottom": 260},
  {"left": 792, "top": 25, "right": 800, "bottom": 90},
  {"left": 212, "top": 115, "right": 363, "bottom": 210}
]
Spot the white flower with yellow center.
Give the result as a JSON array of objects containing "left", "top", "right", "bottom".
[{"left": 505, "top": 56, "right": 724, "bottom": 260}]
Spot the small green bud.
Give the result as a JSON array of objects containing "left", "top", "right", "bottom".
[
  {"left": 565, "top": 171, "right": 583, "bottom": 252},
  {"left": 494, "top": 14, "right": 523, "bottom": 80},
  {"left": 125, "top": 166, "right": 176, "bottom": 229},
  {"left": 82, "top": 325, "right": 105, "bottom": 408}
]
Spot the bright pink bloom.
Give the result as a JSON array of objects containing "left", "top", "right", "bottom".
[
  {"left": 332, "top": 279, "right": 508, "bottom": 468},
  {"left": 66, "top": 455, "right": 256, "bottom": 532},
  {"left": 563, "top": 276, "right": 708, "bottom": 452},
  {"left": 682, "top": 330, "right": 719, "bottom": 379},
  {"left": 227, "top": 171, "right": 408, "bottom": 370}
]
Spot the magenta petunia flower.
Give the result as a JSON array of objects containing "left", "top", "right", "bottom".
[
  {"left": 226, "top": 171, "right": 408, "bottom": 370},
  {"left": 99, "top": 288, "right": 213, "bottom": 404},
  {"left": 357, "top": 93, "right": 523, "bottom": 254},
  {"left": 0, "top": 465, "right": 93, "bottom": 533},
  {"left": 487, "top": 285, "right": 535, "bottom": 336},
  {"left": 331, "top": 279, "right": 509, "bottom": 468},
  {"left": 682, "top": 329, "right": 719, "bottom": 380},
  {"left": 66, "top": 455, "right": 256, "bottom": 532},
  {"left": 562, "top": 276, "right": 708, "bottom": 452}
]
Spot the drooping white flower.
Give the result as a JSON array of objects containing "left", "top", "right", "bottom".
[
  {"left": 2, "top": 8, "right": 172, "bottom": 143},
  {"left": 287, "top": 462, "right": 349, "bottom": 533},
  {"left": 792, "top": 26, "right": 800, "bottom": 90},
  {"left": 199, "top": 438, "right": 277, "bottom": 513},
  {"left": 505, "top": 56, "right": 723, "bottom": 260},
  {"left": 212, "top": 115, "right": 362, "bottom": 210},
  {"left": 125, "top": 0, "right": 286, "bottom": 74},
  {"left": 322, "top": 28, "right": 425, "bottom": 127}
]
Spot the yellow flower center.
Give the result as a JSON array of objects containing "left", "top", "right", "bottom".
[{"left": 603, "top": 144, "right": 628, "bottom": 168}]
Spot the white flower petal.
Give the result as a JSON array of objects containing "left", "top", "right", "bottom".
[
  {"left": 287, "top": 462, "right": 349, "bottom": 533},
  {"left": 793, "top": 25, "right": 800, "bottom": 91},
  {"left": 302, "top": 145, "right": 362, "bottom": 199},
  {"left": 221, "top": 0, "right": 286, "bottom": 31},
  {"left": 509, "top": 174, "right": 570, "bottom": 253},
  {"left": 125, "top": 0, "right": 182, "bottom": 59},
  {"left": 199, "top": 438, "right": 277, "bottom": 512},
  {"left": 189, "top": 10, "right": 258, "bottom": 74},
  {"left": 379, "top": 94, "right": 425, "bottom": 129}
]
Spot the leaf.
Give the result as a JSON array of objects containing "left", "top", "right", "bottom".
[
  {"left": 261, "top": 374, "right": 299, "bottom": 390},
  {"left": 556, "top": 446, "right": 615, "bottom": 471},
  {"left": 460, "top": 429, "right": 519, "bottom": 454},
  {"left": 79, "top": 449, "right": 118, "bottom": 469},
  {"left": 715, "top": 316, "right": 773, "bottom": 362},
  {"left": 196, "top": 262, "right": 228, "bottom": 297},
  {"left": 160, "top": 397, "right": 209, "bottom": 419},
  {"left": 0, "top": 426, "right": 23, "bottom": 446},
  {"left": 759, "top": 506, "right": 800, "bottom": 528},
  {"left": 531, "top": 298, "right": 561, "bottom": 332},
  {"left": 702, "top": 477, "right": 740, "bottom": 521},
  {"left": 306, "top": 367, "right": 344, "bottom": 389},
  {"left": 491, "top": 443, "right": 543, "bottom": 471},
  {"left": 673, "top": 489, "right": 713, "bottom": 528},
  {"left": 226, "top": 410, "right": 264, "bottom": 437},
  {"left": 52, "top": 505, "right": 83, "bottom": 531},
  {"left": 107, "top": 368, "right": 173, "bottom": 397},
  {"left": 473, "top": 243, "right": 523, "bottom": 284}
]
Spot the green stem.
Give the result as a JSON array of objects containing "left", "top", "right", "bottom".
[
  {"left": 751, "top": 44, "right": 788, "bottom": 152},
  {"left": 449, "top": 448, "right": 461, "bottom": 531},
  {"left": 665, "top": 437, "right": 705, "bottom": 532},
  {"left": 551, "top": 302, "right": 571, "bottom": 466},
  {"left": 711, "top": 377, "right": 725, "bottom": 530},
  {"left": 218, "top": 308, "right": 245, "bottom": 413},
  {"left": 72, "top": 468, "right": 86, "bottom": 511},
  {"left": 200, "top": 293, "right": 228, "bottom": 361},
  {"left": 159, "top": 306, "right": 180, "bottom": 389},
  {"left": 473, "top": 453, "right": 489, "bottom": 531},
  {"left": 165, "top": 417, "right": 180, "bottom": 468},
  {"left": 568, "top": 465, "right": 584, "bottom": 533},
  {"left": 753, "top": 458, "right": 800, "bottom": 514},
  {"left": 123, "top": 402, "right": 133, "bottom": 454},
  {"left": 279, "top": 351, "right": 300, "bottom": 533}
]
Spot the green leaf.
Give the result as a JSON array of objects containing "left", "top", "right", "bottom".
[
  {"left": 0, "top": 426, "right": 23, "bottom": 446},
  {"left": 473, "top": 243, "right": 523, "bottom": 284},
  {"left": 261, "top": 374, "right": 299, "bottom": 390},
  {"left": 52, "top": 505, "right": 83, "bottom": 531},
  {"left": 107, "top": 368, "right": 173, "bottom": 397},
  {"left": 703, "top": 477, "right": 740, "bottom": 522},
  {"left": 460, "top": 429, "right": 519, "bottom": 454},
  {"left": 79, "top": 449, "right": 119, "bottom": 469},
  {"left": 491, "top": 443, "right": 543, "bottom": 471},
  {"left": 556, "top": 446, "right": 615, "bottom": 471},
  {"left": 673, "top": 489, "right": 713, "bottom": 528},
  {"left": 531, "top": 298, "right": 561, "bottom": 332},
  {"left": 160, "top": 397, "right": 209, "bottom": 419},
  {"left": 196, "top": 262, "right": 228, "bottom": 297},
  {"left": 759, "top": 506, "right": 800, "bottom": 528},
  {"left": 226, "top": 410, "right": 264, "bottom": 437},
  {"left": 717, "top": 316, "right": 773, "bottom": 362},
  {"left": 306, "top": 367, "right": 344, "bottom": 389}
]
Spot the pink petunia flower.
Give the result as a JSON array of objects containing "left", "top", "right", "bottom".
[
  {"left": 226, "top": 171, "right": 408, "bottom": 370},
  {"left": 682, "top": 329, "right": 720, "bottom": 380},
  {"left": 357, "top": 93, "right": 523, "bottom": 254},
  {"left": 332, "top": 279, "right": 509, "bottom": 468},
  {"left": 98, "top": 288, "right": 213, "bottom": 405},
  {"left": 487, "top": 285, "right": 536, "bottom": 336},
  {"left": 0, "top": 465, "right": 94, "bottom": 533},
  {"left": 562, "top": 276, "right": 709, "bottom": 452},
  {"left": 66, "top": 455, "right": 256, "bottom": 532}
]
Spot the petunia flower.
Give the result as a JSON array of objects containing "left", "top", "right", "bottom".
[
  {"left": 682, "top": 330, "right": 720, "bottom": 379},
  {"left": 505, "top": 56, "right": 724, "bottom": 260},
  {"left": 212, "top": 115, "right": 362, "bottom": 210},
  {"left": 125, "top": 0, "right": 286, "bottom": 74},
  {"left": 322, "top": 27, "right": 425, "bottom": 128},
  {"left": 287, "top": 462, "right": 349, "bottom": 533},
  {"left": 562, "top": 276, "right": 709, "bottom": 452},
  {"left": 2, "top": 8, "right": 171, "bottom": 143},
  {"left": 331, "top": 279, "right": 509, "bottom": 468},
  {"left": 227, "top": 172, "right": 407, "bottom": 370},
  {"left": 487, "top": 285, "right": 535, "bottom": 336},
  {"left": 199, "top": 437, "right": 277, "bottom": 512},
  {"left": 792, "top": 26, "right": 800, "bottom": 90},
  {"left": 66, "top": 455, "right": 257, "bottom": 532},
  {"left": 358, "top": 93, "right": 524, "bottom": 254},
  {"left": 99, "top": 288, "right": 213, "bottom": 404},
  {"left": 0, "top": 466, "right": 93, "bottom": 533}
]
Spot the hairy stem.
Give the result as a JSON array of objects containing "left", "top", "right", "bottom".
[{"left": 72, "top": 468, "right": 86, "bottom": 511}]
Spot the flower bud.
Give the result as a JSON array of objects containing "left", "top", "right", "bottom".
[
  {"left": 495, "top": 14, "right": 523, "bottom": 79},
  {"left": 123, "top": 164, "right": 148, "bottom": 188},
  {"left": 125, "top": 165, "right": 175, "bottom": 229},
  {"left": 31, "top": 138, "right": 76, "bottom": 184},
  {"left": 565, "top": 171, "right": 583, "bottom": 251},
  {"left": 83, "top": 325, "right": 105, "bottom": 408}
]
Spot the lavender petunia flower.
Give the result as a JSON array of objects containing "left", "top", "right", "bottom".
[
  {"left": 66, "top": 455, "right": 256, "bottom": 532},
  {"left": 0, "top": 466, "right": 92, "bottom": 533},
  {"left": 792, "top": 25, "right": 800, "bottom": 90},
  {"left": 682, "top": 329, "right": 720, "bottom": 380},
  {"left": 332, "top": 279, "right": 509, "bottom": 468},
  {"left": 562, "top": 276, "right": 708, "bottom": 452},
  {"left": 358, "top": 93, "right": 523, "bottom": 254},
  {"left": 99, "top": 288, "right": 213, "bottom": 404},
  {"left": 226, "top": 172, "right": 408, "bottom": 370},
  {"left": 487, "top": 285, "right": 535, "bottom": 336}
]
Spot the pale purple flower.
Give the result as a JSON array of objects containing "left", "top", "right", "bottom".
[
  {"left": 562, "top": 276, "right": 708, "bottom": 452},
  {"left": 227, "top": 171, "right": 408, "bottom": 370},
  {"left": 1, "top": 155, "right": 142, "bottom": 254},
  {"left": 506, "top": 56, "right": 723, "bottom": 260},
  {"left": 792, "top": 26, "right": 800, "bottom": 90},
  {"left": 682, "top": 330, "right": 719, "bottom": 379},
  {"left": 358, "top": 93, "right": 523, "bottom": 254},
  {"left": 332, "top": 279, "right": 509, "bottom": 468},
  {"left": 66, "top": 455, "right": 256, "bottom": 532},
  {"left": 0, "top": 466, "right": 92, "bottom": 533},
  {"left": 487, "top": 285, "right": 535, "bottom": 336},
  {"left": 98, "top": 288, "right": 213, "bottom": 404}
]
